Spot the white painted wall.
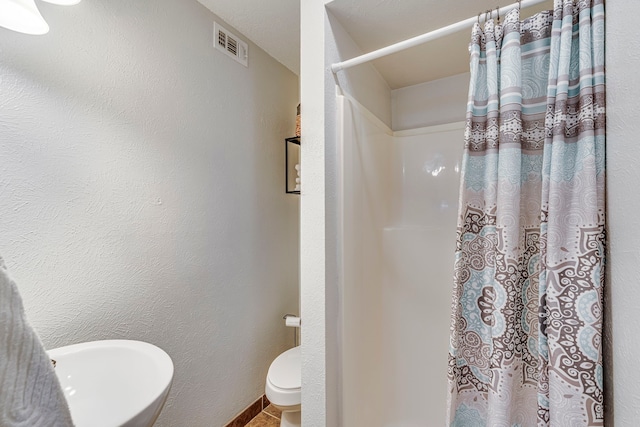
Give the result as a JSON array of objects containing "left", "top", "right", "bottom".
[
  {"left": 300, "top": 1, "right": 329, "bottom": 425},
  {"left": 605, "top": 0, "right": 640, "bottom": 424},
  {"left": 0, "top": 1, "right": 299, "bottom": 426},
  {"left": 391, "top": 73, "right": 469, "bottom": 131},
  {"left": 300, "top": 3, "right": 392, "bottom": 425}
]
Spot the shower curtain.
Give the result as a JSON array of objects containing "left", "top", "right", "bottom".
[{"left": 447, "top": 0, "right": 605, "bottom": 426}]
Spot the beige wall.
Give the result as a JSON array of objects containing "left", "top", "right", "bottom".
[
  {"left": 0, "top": 1, "right": 299, "bottom": 425},
  {"left": 605, "top": 0, "right": 640, "bottom": 424}
]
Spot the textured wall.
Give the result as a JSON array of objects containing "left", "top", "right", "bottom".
[
  {"left": 0, "top": 1, "right": 299, "bottom": 426},
  {"left": 195, "top": 0, "right": 300, "bottom": 74},
  {"left": 300, "top": 1, "right": 329, "bottom": 425},
  {"left": 299, "top": 6, "right": 394, "bottom": 425},
  {"left": 605, "top": 0, "right": 640, "bottom": 424}
]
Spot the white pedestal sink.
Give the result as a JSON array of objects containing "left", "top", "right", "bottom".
[{"left": 47, "top": 340, "right": 174, "bottom": 427}]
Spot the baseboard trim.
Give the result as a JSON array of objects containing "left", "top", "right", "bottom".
[{"left": 224, "top": 394, "right": 270, "bottom": 427}]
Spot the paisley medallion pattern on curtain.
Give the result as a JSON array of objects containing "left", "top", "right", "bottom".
[{"left": 447, "top": 0, "right": 606, "bottom": 426}]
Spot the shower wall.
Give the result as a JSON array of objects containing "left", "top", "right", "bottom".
[
  {"left": 339, "top": 96, "right": 393, "bottom": 427},
  {"left": 339, "top": 94, "right": 464, "bottom": 426}
]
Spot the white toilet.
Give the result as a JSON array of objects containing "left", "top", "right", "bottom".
[{"left": 265, "top": 346, "right": 301, "bottom": 427}]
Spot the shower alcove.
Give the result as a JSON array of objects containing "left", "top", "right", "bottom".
[
  {"left": 315, "top": 0, "right": 555, "bottom": 425},
  {"left": 339, "top": 95, "right": 463, "bottom": 426}
]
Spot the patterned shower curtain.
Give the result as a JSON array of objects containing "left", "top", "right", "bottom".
[{"left": 447, "top": 0, "right": 605, "bottom": 426}]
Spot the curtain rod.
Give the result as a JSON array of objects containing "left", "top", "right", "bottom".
[{"left": 331, "top": 0, "right": 549, "bottom": 73}]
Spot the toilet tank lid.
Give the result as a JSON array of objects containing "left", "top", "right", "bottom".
[{"left": 267, "top": 346, "right": 301, "bottom": 390}]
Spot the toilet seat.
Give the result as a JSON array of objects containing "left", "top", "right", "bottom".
[{"left": 265, "top": 346, "right": 301, "bottom": 408}]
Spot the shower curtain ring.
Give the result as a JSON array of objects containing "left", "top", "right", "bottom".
[{"left": 496, "top": 5, "right": 500, "bottom": 23}]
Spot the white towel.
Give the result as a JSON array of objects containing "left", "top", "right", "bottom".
[{"left": 0, "top": 257, "right": 74, "bottom": 427}]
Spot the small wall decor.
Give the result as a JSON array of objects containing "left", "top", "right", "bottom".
[{"left": 285, "top": 136, "right": 300, "bottom": 194}]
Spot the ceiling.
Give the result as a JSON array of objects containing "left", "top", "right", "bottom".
[
  {"left": 196, "top": 0, "right": 554, "bottom": 89},
  {"left": 196, "top": 0, "right": 300, "bottom": 75},
  {"left": 327, "top": 0, "right": 554, "bottom": 89}
]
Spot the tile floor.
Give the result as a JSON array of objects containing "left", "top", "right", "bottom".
[{"left": 245, "top": 404, "right": 281, "bottom": 426}]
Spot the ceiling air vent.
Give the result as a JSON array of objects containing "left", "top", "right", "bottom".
[{"left": 214, "top": 22, "right": 248, "bottom": 67}]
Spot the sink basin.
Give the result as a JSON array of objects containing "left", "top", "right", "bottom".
[{"left": 47, "top": 340, "right": 174, "bottom": 427}]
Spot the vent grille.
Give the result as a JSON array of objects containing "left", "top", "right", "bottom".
[
  {"left": 214, "top": 22, "right": 248, "bottom": 67},
  {"left": 217, "top": 30, "right": 226, "bottom": 48},
  {"left": 227, "top": 36, "right": 238, "bottom": 56}
]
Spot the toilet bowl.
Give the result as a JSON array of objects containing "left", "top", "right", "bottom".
[{"left": 265, "top": 346, "right": 301, "bottom": 427}]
